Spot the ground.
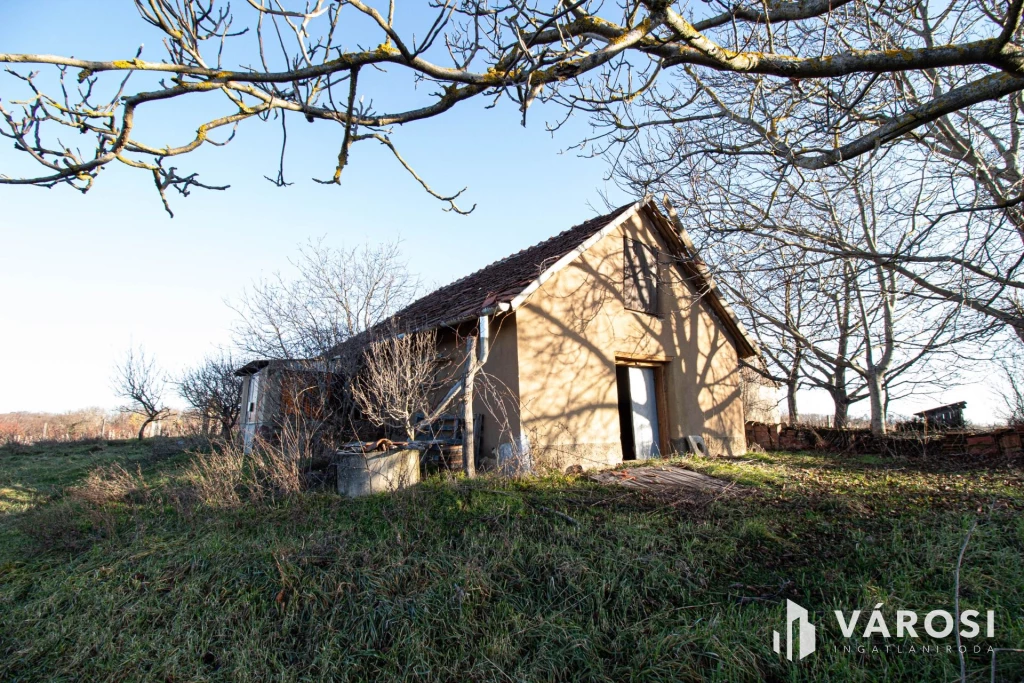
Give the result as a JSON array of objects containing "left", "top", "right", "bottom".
[{"left": 0, "top": 439, "right": 1022, "bottom": 682}]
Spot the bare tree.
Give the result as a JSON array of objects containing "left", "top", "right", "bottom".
[
  {"left": 179, "top": 352, "right": 244, "bottom": 437},
  {"left": 739, "top": 246, "right": 867, "bottom": 428},
  {"left": 999, "top": 359, "right": 1024, "bottom": 426},
  {"left": 599, "top": 2, "right": 1024, "bottom": 340},
  {"left": 3, "top": 1, "right": 1024, "bottom": 215},
  {"left": 114, "top": 346, "right": 171, "bottom": 440},
  {"left": 663, "top": 155, "right": 990, "bottom": 434},
  {"left": 351, "top": 328, "right": 443, "bottom": 442},
  {"left": 230, "top": 239, "right": 418, "bottom": 361},
  {"left": 228, "top": 238, "right": 419, "bottom": 448}
]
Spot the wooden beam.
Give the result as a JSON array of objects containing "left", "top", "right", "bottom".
[
  {"left": 614, "top": 352, "right": 675, "bottom": 365},
  {"left": 654, "top": 365, "right": 671, "bottom": 457}
]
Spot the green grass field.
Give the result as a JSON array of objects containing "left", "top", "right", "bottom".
[{"left": 1, "top": 439, "right": 1022, "bottom": 681}]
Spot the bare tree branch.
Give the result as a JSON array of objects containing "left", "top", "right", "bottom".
[
  {"left": 4, "top": 1, "right": 1024, "bottom": 214},
  {"left": 114, "top": 346, "right": 171, "bottom": 440}
]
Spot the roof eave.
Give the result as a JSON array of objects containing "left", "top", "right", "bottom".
[
  {"left": 652, "top": 198, "right": 760, "bottom": 359},
  {"left": 507, "top": 200, "right": 645, "bottom": 312}
]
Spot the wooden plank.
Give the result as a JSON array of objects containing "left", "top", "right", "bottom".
[{"left": 590, "top": 465, "right": 734, "bottom": 493}]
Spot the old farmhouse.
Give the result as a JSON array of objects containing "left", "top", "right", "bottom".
[{"left": 238, "top": 197, "right": 759, "bottom": 472}]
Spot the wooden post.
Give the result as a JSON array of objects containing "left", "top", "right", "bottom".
[{"left": 463, "top": 336, "right": 478, "bottom": 478}]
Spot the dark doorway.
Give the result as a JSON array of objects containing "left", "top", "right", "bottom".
[
  {"left": 615, "top": 365, "right": 636, "bottom": 460},
  {"left": 616, "top": 363, "right": 665, "bottom": 461}
]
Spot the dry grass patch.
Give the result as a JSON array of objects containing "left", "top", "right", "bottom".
[
  {"left": 184, "top": 439, "right": 305, "bottom": 508},
  {"left": 68, "top": 463, "right": 148, "bottom": 506}
]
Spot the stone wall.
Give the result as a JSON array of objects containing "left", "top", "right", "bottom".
[{"left": 745, "top": 422, "right": 1024, "bottom": 459}]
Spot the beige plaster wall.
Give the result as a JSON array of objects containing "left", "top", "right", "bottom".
[
  {"left": 432, "top": 317, "right": 522, "bottom": 466},
  {"left": 475, "top": 312, "right": 522, "bottom": 462},
  {"left": 514, "top": 209, "right": 746, "bottom": 470}
]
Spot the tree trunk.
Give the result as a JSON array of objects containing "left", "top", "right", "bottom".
[
  {"left": 137, "top": 416, "right": 156, "bottom": 440},
  {"left": 786, "top": 377, "right": 799, "bottom": 426},
  {"left": 462, "top": 336, "right": 477, "bottom": 478},
  {"left": 866, "top": 372, "right": 886, "bottom": 436},
  {"left": 833, "top": 397, "right": 851, "bottom": 429},
  {"left": 832, "top": 369, "right": 851, "bottom": 428}
]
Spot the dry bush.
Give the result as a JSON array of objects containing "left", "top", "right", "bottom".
[
  {"left": 184, "top": 437, "right": 305, "bottom": 508},
  {"left": 351, "top": 328, "right": 441, "bottom": 441},
  {"left": 184, "top": 444, "right": 246, "bottom": 507},
  {"left": 68, "top": 463, "right": 148, "bottom": 506},
  {"left": 249, "top": 446, "right": 303, "bottom": 500},
  {"left": 0, "top": 426, "right": 19, "bottom": 446}
]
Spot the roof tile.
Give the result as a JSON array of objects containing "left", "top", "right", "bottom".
[{"left": 390, "top": 203, "right": 635, "bottom": 331}]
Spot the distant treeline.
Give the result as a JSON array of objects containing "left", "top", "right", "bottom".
[{"left": 0, "top": 408, "right": 208, "bottom": 443}]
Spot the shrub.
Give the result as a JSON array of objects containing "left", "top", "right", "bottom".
[{"left": 184, "top": 445, "right": 246, "bottom": 507}]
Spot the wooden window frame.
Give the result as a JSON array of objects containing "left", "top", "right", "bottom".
[{"left": 623, "top": 237, "right": 661, "bottom": 317}]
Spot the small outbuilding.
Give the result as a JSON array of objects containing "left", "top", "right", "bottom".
[{"left": 913, "top": 401, "right": 967, "bottom": 431}]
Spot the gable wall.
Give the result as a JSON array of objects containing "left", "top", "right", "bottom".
[{"left": 514, "top": 208, "right": 745, "bottom": 469}]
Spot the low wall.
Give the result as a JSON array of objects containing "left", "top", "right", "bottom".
[
  {"left": 745, "top": 422, "right": 1024, "bottom": 458},
  {"left": 336, "top": 449, "right": 421, "bottom": 497}
]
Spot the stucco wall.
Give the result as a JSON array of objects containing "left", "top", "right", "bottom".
[
  {"left": 432, "top": 317, "right": 522, "bottom": 467},
  {"left": 514, "top": 209, "right": 746, "bottom": 469},
  {"left": 475, "top": 312, "right": 522, "bottom": 465}
]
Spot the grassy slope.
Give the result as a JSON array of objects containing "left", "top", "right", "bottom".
[{"left": 0, "top": 442, "right": 1022, "bottom": 682}]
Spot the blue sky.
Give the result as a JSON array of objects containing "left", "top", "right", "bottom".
[{"left": 0, "top": 1, "right": 1003, "bottom": 423}]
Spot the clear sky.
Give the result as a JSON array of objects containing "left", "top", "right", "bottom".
[{"left": 0, "top": 1, "right": 1006, "bottom": 424}]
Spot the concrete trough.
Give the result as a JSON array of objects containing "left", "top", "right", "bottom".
[{"left": 336, "top": 449, "right": 421, "bottom": 498}]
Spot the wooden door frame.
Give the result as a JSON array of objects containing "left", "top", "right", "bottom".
[{"left": 614, "top": 353, "right": 672, "bottom": 457}]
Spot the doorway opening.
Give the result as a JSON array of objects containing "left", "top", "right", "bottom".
[{"left": 615, "top": 364, "right": 663, "bottom": 461}]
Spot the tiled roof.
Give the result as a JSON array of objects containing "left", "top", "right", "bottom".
[{"left": 388, "top": 203, "right": 635, "bottom": 331}]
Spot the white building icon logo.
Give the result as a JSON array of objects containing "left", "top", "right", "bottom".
[{"left": 773, "top": 600, "right": 816, "bottom": 660}]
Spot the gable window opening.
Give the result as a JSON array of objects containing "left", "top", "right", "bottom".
[{"left": 623, "top": 237, "right": 660, "bottom": 316}]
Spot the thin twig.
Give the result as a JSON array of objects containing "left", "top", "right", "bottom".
[{"left": 954, "top": 517, "right": 978, "bottom": 683}]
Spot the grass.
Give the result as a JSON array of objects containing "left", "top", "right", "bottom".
[
  {"left": 0, "top": 438, "right": 190, "bottom": 514},
  {"left": 0, "top": 442, "right": 1022, "bottom": 681}
]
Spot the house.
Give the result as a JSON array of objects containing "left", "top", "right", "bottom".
[
  {"left": 373, "top": 197, "right": 758, "bottom": 470},
  {"left": 236, "top": 197, "right": 759, "bottom": 470}
]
